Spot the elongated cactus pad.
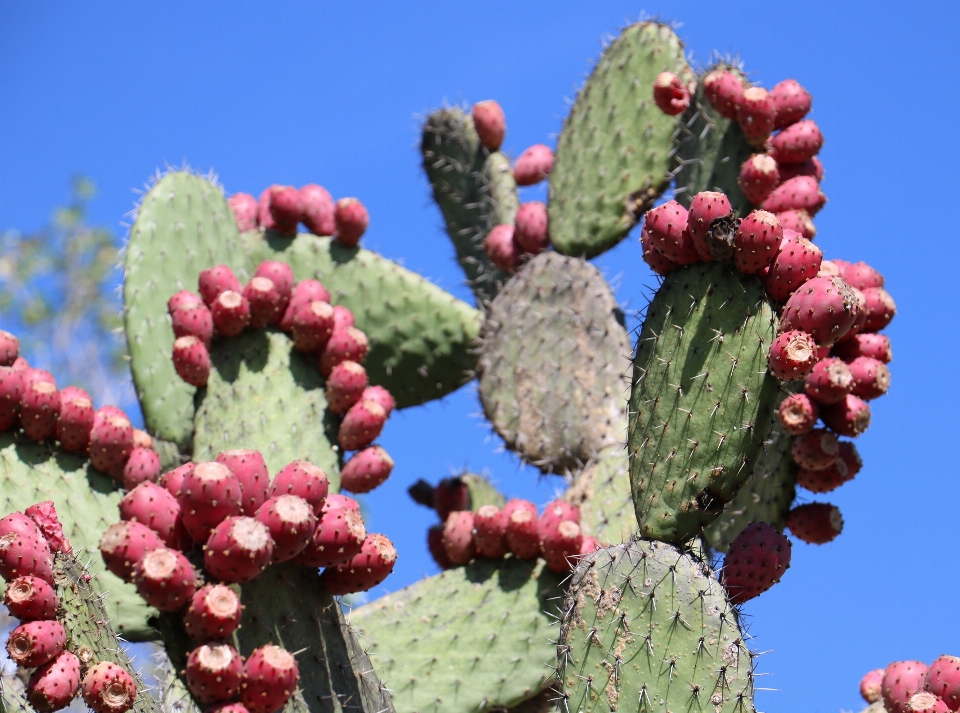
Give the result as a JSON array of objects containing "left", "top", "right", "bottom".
[
  {"left": 478, "top": 252, "right": 630, "bottom": 473},
  {"left": 558, "top": 539, "right": 755, "bottom": 713},
  {"left": 564, "top": 444, "right": 634, "bottom": 545},
  {"left": 548, "top": 22, "right": 693, "bottom": 258},
  {"left": 629, "top": 263, "right": 780, "bottom": 544}
]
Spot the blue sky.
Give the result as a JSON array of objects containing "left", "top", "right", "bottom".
[{"left": 2, "top": 3, "right": 959, "bottom": 712}]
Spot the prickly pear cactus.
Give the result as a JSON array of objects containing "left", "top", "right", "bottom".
[{"left": 564, "top": 444, "right": 633, "bottom": 545}]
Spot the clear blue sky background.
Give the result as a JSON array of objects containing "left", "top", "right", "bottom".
[{"left": 2, "top": 3, "right": 959, "bottom": 712}]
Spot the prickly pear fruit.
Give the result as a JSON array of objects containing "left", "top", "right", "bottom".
[
  {"left": 442, "top": 511, "right": 475, "bottom": 565},
  {"left": 23, "top": 368, "right": 55, "bottom": 389},
  {"left": 199, "top": 265, "right": 242, "bottom": 307},
  {"left": 179, "top": 462, "right": 243, "bottom": 542},
  {"left": 119, "top": 482, "right": 188, "bottom": 550},
  {"left": 254, "top": 260, "right": 294, "bottom": 303},
  {"left": 294, "top": 506, "right": 365, "bottom": 568},
  {"left": 239, "top": 645, "right": 299, "bottom": 713},
  {"left": 513, "top": 144, "right": 554, "bottom": 186},
  {"left": 0, "top": 366, "right": 24, "bottom": 430},
  {"left": 836, "top": 261, "right": 884, "bottom": 290},
  {"left": 764, "top": 233, "right": 822, "bottom": 302},
  {"left": 925, "top": 655, "right": 960, "bottom": 711},
  {"left": 216, "top": 449, "right": 270, "bottom": 516},
  {"left": 340, "top": 446, "right": 393, "bottom": 494},
  {"left": 703, "top": 68, "right": 744, "bottom": 120},
  {"left": 203, "top": 516, "right": 273, "bottom": 584},
  {"left": 0, "top": 531, "right": 54, "bottom": 584},
  {"left": 184, "top": 584, "right": 243, "bottom": 643},
  {"left": 243, "top": 277, "right": 284, "bottom": 329},
  {"left": 761, "top": 176, "right": 826, "bottom": 215},
  {"left": 0, "top": 330, "right": 19, "bottom": 366},
  {"left": 473, "top": 505, "right": 507, "bottom": 559},
  {"left": 652, "top": 71, "right": 690, "bottom": 115},
  {"left": 211, "top": 290, "right": 251, "bottom": 337},
  {"left": 644, "top": 200, "right": 697, "bottom": 265},
  {"left": 325, "top": 360, "right": 368, "bottom": 415},
  {"left": 738, "top": 87, "right": 776, "bottom": 146},
  {"left": 135, "top": 546, "right": 197, "bottom": 611},
  {"left": 778, "top": 393, "right": 819, "bottom": 435},
  {"left": 735, "top": 210, "right": 782, "bottom": 274},
  {"left": 792, "top": 428, "right": 839, "bottom": 470},
  {"left": 173, "top": 336, "right": 211, "bottom": 387},
  {"left": 24, "top": 501, "right": 69, "bottom": 554},
  {"left": 721, "top": 522, "right": 792, "bottom": 604},
  {"left": 847, "top": 356, "right": 891, "bottom": 400},
  {"left": 299, "top": 184, "right": 335, "bottom": 237},
  {"left": 228, "top": 193, "right": 259, "bottom": 233},
  {"left": 99, "top": 521, "right": 164, "bottom": 582},
  {"left": 333, "top": 198, "right": 369, "bottom": 248},
  {"left": 804, "top": 357, "right": 853, "bottom": 405},
  {"left": 6, "top": 620, "right": 66, "bottom": 668},
  {"left": 514, "top": 201, "right": 549, "bottom": 255},
  {"left": 484, "top": 224, "right": 521, "bottom": 274},
  {"left": 258, "top": 185, "right": 301, "bottom": 236},
  {"left": 780, "top": 276, "right": 859, "bottom": 346},
  {"left": 1, "top": 511, "right": 44, "bottom": 540},
  {"left": 427, "top": 524, "right": 452, "bottom": 569},
  {"left": 796, "top": 458, "right": 850, "bottom": 493},
  {"left": 171, "top": 302, "right": 214, "bottom": 346},
  {"left": 687, "top": 191, "right": 732, "bottom": 262},
  {"left": 159, "top": 462, "right": 194, "bottom": 498},
  {"left": 4, "top": 575, "right": 58, "bottom": 620},
  {"left": 505, "top": 507, "right": 539, "bottom": 559},
  {"left": 168, "top": 290, "right": 203, "bottom": 313},
  {"left": 319, "top": 533, "right": 397, "bottom": 595},
  {"left": 907, "top": 693, "right": 950, "bottom": 713},
  {"left": 360, "top": 385, "right": 394, "bottom": 417},
  {"left": 472, "top": 100, "right": 505, "bottom": 151},
  {"left": 786, "top": 502, "right": 843, "bottom": 544},
  {"left": 884, "top": 661, "right": 931, "bottom": 713},
  {"left": 433, "top": 478, "right": 469, "bottom": 521},
  {"left": 862, "top": 668, "right": 886, "bottom": 703},
  {"left": 338, "top": 399, "right": 387, "bottom": 452},
  {"left": 768, "top": 330, "right": 819, "bottom": 380},
  {"left": 839, "top": 441, "right": 863, "bottom": 478},
  {"left": 27, "top": 649, "right": 80, "bottom": 713},
  {"left": 539, "top": 500, "right": 580, "bottom": 535},
  {"left": 776, "top": 209, "right": 816, "bottom": 239},
  {"left": 861, "top": 287, "right": 897, "bottom": 332},
  {"left": 186, "top": 644, "right": 244, "bottom": 704},
  {"left": 778, "top": 157, "right": 824, "bottom": 184},
  {"left": 278, "top": 279, "right": 331, "bottom": 333},
  {"left": 268, "top": 460, "right": 329, "bottom": 515},
  {"left": 319, "top": 326, "right": 369, "bottom": 376},
  {"left": 739, "top": 154, "right": 780, "bottom": 206},
  {"left": 255, "top": 495, "right": 316, "bottom": 563},
  {"left": 641, "top": 226, "right": 679, "bottom": 276},
  {"left": 770, "top": 79, "right": 812, "bottom": 129},
  {"left": 20, "top": 381, "right": 60, "bottom": 441},
  {"left": 81, "top": 661, "right": 137, "bottom": 713},
  {"left": 820, "top": 394, "right": 871, "bottom": 437},
  {"left": 770, "top": 120, "right": 824, "bottom": 164},
  {"left": 332, "top": 304, "right": 355, "bottom": 330},
  {"left": 540, "top": 520, "right": 583, "bottom": 573},
  {"left": 121, "top": 447, "right": 161, "bottom": 489}
]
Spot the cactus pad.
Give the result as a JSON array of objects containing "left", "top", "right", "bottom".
[{"left": 564, "top": 444, "right": 634, "bottom": 545}]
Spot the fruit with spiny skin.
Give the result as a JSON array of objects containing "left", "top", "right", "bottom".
[
  {"left": 183, "top": 584, "right": 243, "bottom": 643},
  {"left": 326, "top": 360, "right": 368, "bottom": 415},
  {"left": 703, "top": 68, "right": 744, "bottom": 119},
  {"left": 907, "top": 693, "right": 950, "bottom": 713},
  {"left": 484, "top": 224, "right": 521, "bottom": 273},
  {"left": 134, "top": 546, "right": 197, "bottom": 611},
  {"left": 884, "top": 661, "right": 931, "bottom": 713},
  {"left": 652, "top": 71, "right": 690, "bottom": 115},
  {"left": 792, "top": 428, "right": 839, "bottom": 470},
  {"left": 762, "top": 176, "right": 827, "bottom": 215},
  {"left": 540, "top": 520, "right": 583, "bottom": 573},
  {"left": 159, "top": 462, "right": 194, "bottom": 498},
  {"left": 764, "top": 233, "right": 822, "bottom": 302},
  {"left": 0, "top": 530, "right": 54, "bottom": 584},
  {"left": 293, "top": 506, "right": 365, "bottom": 568},
  {"left": 186, "top": 644, "right": 244, "bottom": 704},
  {"left": 319, "top": 326, "right": 369, "bottom": 377},
  {"left": 641, "top": 226, "right": 679, "bottom": 275},
  {"left": 505, "top": 508, "right": 539, "bottom": 559},
  {"left": 171, "top": 302, "right": 214, "bottom": 346},
  {"left": 0, "top": 366, "right": 24, "bottom": 430},
  {"left": 255, "top": 495, "right": 316, "bottom": 563},
  {"left": 513, "top": 144, "right": 554, "bottom": 186},
  {"left": 735, "top": 210, "right": 782, "bottom": 274},
  {"left": 472, "top": 100, "right": 506, "bottom": 151},
  {"left": 173, "top": 335, "right": 211, "bottom": 387},
  {"left": 278, "top": 280, "right": 331, "bottom": 332},
  {"left": 118, "top": 482, "right": 189, "bottom": 549},
  {"left": 770, "top": 119, "right": 824, "bottom": 165},
  {"left": 203, "top": 516, "right": 274, "bottom": 584},
  {"left": 320, "top": 533, "right": 397, "bottom": 594},
  {"left": 804, "top": 357, "right": 853, "bottom": 404},
  {"left": 239, "top": 645, "right": 300, "bottom": 713},
  {"left": 768, "top": 330, "right": 818, "bottom": 380},
  {"left": 4, "top": 575, "right": 58, "bottom": 620},
  {"left": 770, "top": 79, "right": 812, "bottom": 129},
  {"left": 847, "top": 356, "right": 891, "bottom": 400},
  {"left": 268, "top": 460, "right": 329, "bottom": 515},
  {"left": 780, "top": 276, "right": 859, "bottom": 346},
  {"left": 738, "top": 87, "right": 776, "bottom": 146},
  {"left": 27, "top": 649, "right": 81, "bottom": 713},
  {"left": 199, "top": 266, "right": 242, "bottom": 307},
  {"left": 243, "top": 277, "right": 284, "bottom": 329},
  {"left": 442, "top": 511, "right": 475, "bottom": 565},
  {"left": 216, "top": 449, "right": 270, "bottom": 517},
  {"left": 821, "top": 394, "right": 871, "bottom": 437},
  {"left": 796, "top": 458, "right": 850, "bottom": 493},
  {"left": 56, "top": 392, "right": 95, "bottom": 452},
  {"left": 6, "top": 619, "right": 66, "bottom": 668},
  {"left": 178, "top": 462, "right": 243, "bottom": 542},
  {"left": 338, "top": 399, "right": 387, "bottom": 451},
  {"left": 925, "top": 655, "right": 960, "bottom": 711},
  {"left": 777, "top": 209, "right": 816, "bottom": 239},
  {"left": 228, "top": 193, "right": 258, "bottom": 233},
  {"left": 258, "top": 185, "right": 301, "bottom": 236},
  {"left": 644, "top": 200, "right": 697, "bottom": 265},
  {"left": 211, "top": 291, "right": 251, "bottom": 337},
  {"left": 687, "top": 191, "right": 732, "bottom": 262},
  {"left": 861, "top": 287, "right": 897, "bottom": 332},
  {"left": 786, "top": 502, "right": 843, "bottom": 544},
  {"left": 121, "top": 447, "right": 161, "bottom": 489},
  {"left": 20, "top": 381, "right": 60, "bottom": 441},
  {"left": 514, "top": 202, "right": 549, "bottom": 255},
  {"left": 81, "top": 662, "right": 137, "bottom": 713},
  {"left": 334, "top": 198, "right": 369, "bottom": 248},
  {"left": 721, "top": 522, "right": 791, "bottom": 604},
  {"left": 340, "top": 446, "right": 394, "bottom": 494},
  {"left": 0, "top": 330, "right": 19, "bottom": 366},
  {"left": 299, "top": 184, "right": 335, "bottom": 237},
  {"left": 739, "top": 154, "right": 780, "bottom": 206},
  {"left": 98, "top": 521, "right": 164, "bottom": 582},
  {"left": 778, "top": 393, "right": 819, "bottom": 435},
  {"left": 473, "top": 505, "right": 508, "bottom": 559},
  {"left": 862, "top": 668, "right": 886, "bottom": 703}
]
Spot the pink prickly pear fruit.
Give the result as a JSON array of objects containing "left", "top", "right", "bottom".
[
  {"left": 56, "top": 392, "right": 94, "bottom": 453},
  {"left": 820, "top": 394, "right": 871, "bottom": 437},
  {"left": 883, "top": 661, "right": 932, "bottom": 713},
  {"left": 22, "top": 368, "right": 55, "bottom": 390},
  {"left": 21, "top": 381, "right": 61, "bottom": 441},
  {"left": 703, "top": 68, "right": 745, "bottom": 119},
  {"left": 278, "top": 279, "right": 331, "bottom": 332},
  {"left": 134, "top": 430, "right": 154, "bottom": 450},
  {"left": 786, "top": 502, "right": 843, "bottom": 544},
  {"left": 720, "top": 522, "right": 792, "bottom": 605},
  {"left": 291, "top": 300, "right": 334, "bottom": 352},
  {"left": 776, "top": 209, "right": 816, "bottom": 240},
  {"left": 121, "top": 447, "right": 162, "bottom": 489},
  {"left": 538, "top": 500, "right": 581, "bottom": 536},
  {"left": 299, "top": 184, "right": 336, "bottom": 236},
  {"left": 269, "top": 460, "right": 329, "bottom": 515},
  {"left": 427, "top": 524, "right": 453, "bottom": 569},
  {"left": 739, "top": 154, "right": 780, "bottom": 206},
  {"left": 6, "top": 620, "right": 67, "bottom": 668},
  {"left": 761, "top": 176, "right": 827, "bottom": 216},
  {"left": 81, "top": 662, "right": 137, "bottom": 713},
  {"left": 839, "top": 441, "right": 863, "bottom": 478},
  {"left": 640, "top": 226, "right": 679, "bottom": 276},
  {"left": 505, "top": 507, "right": 539, "bottom": 559},
  {"left": 0, "top": 511, "right": 44, "bottom": 540},
  {"left": 473, "top": 505, "right": 507, "bottom": 559},
  {"left": 767, "top": 330, "right": 818, "bottom": 381},
  {"left": 119, "top": 482, "right": 189, "bottom": 550},
  {"left": 777, "top": 393, "right": 819, "bottom": 435},
  {"left": 847, "top": 356, "right": 891, "bottom": 400},
  {"left": 326, "top": 360, "right": 368, "bottom": 415},
  {"left": 0, "top": 329, "right": 19, "bottom": 366},
  {"left": 134, "top": 546, "right": 197, "bottom": 611},
  {"left": 25, "top": 501, "right": 70, "bottom": 554},
  {"left": 239, "top": 645, "right": 300, "bottom": 713},
  {"left": 652, "top": 71, "right": 690, "bottom": 115},
  {"left": 334, "top": 198, "right": 369, "bottom": 248},
  {"left": 340, "top": 446, "right": 394, "bottom": 494},
  {"left": 212, "top": 290, "right": 251, "bottom": 337},
  {"left": 734, "top": 210, "right": 782, "bottom": 274},
  {"left": 255, "top": 495, "right": 316, "bottom": 562},
  {"left": 908, "top": 693, "right": 950, "bottom": 713},
  {"left": 804, "top": 357, "right": 854, "bottom": 404},
  {"left": 780, "top": 276, "right": 860, "bottom": 346},
  {"left": 199, "top": 265, "right": 242, "bottom": 307},
  {"left": 484, "top": 224, "right": 521, "bottom": 273},
  {"left": 338, "top": 399, "right": 387, "bottom": 452},
  {"left": 644, "top": 200, "right": 698, "bottom": 265},
  {"left": 836, "top": 261, "right": 884, "bottom": 291},
  {"left": 778, "top": 157, "right": 824, "bottom": 184},
  {"left": 433, "top": 478, "right": 469, "bottom": 520},
  {"left": 737, "top": 87, "right": 776, "bottom": 146},
  {"left": 319, "top": 533, "right": 397, "bottom": 595},
  {"left": 764, "top": 233, "right": 822, "bottom": 302},
  {"left": 503, "top": 498, "right": 537, "bottom": 520},
  {"left": 361, "top": 385, "right": 395, "bottom": 417},
  {"left": 0, "top": 530, "right": 54, "bottom": 584},
  {"left": 4, "top": 575, "right": 58, "bottom": 620},
  {"left": 186, "top": 644, "right": 244, "bottom": 704},
  {"left": 472, "top": 100, "right": 506, "bottom": 151},
  {"left": 540, "top": 520, "right": 584, "bottom": 573},
  {"left": 99, "top": 521, "right": 164, "bottom": 582},
  {"left": 171, "top": 302, "right": 214, "bottom": 345},
  {"left": 861, "top": 287, "right": 897, "bottom": 332},
  {"left": 687, "top": 191, "right": 733, "bottom": 262},
  {"left": 243, "top": 277, "right": 284, "bottom": 329},
  {"left": 770, "top": 79, "right": 812, "bottom": 130},
  {"left": 862, "top": 668, "right": 886, "bottom": 703},
  {"left": 579, "top": 536, "right": 600, "bottom": 556},
  {"left": 513, "top": 144, "right": 554, "bottom": 186},
  {"left": 254, "top": 260, "right": 294, "bottom": 302},
  {"left": 206, "top": 704, "right": 251, "bottom": 713},
  {"left": 319, "top": 326, "right": 369, "bottom": 376},
  {"left": 159, "top": 462, "right": 195, "bottom": 498},
  {"left": 183, "top": 584, "right": 243, "bottom": 643},
  {"left": 0, "top": 366, "right": 24, "bottom": 430},
  {"left": 770, "top": 120, "right": 824, "bottom": 165},
  {"left": 178, "top": 462, "right": 243, "bottom": 542},
  {"left": 169, "top": 290, "right": 203, "bottom": 313},
  {"left": 292, "top": 506, "right": 365, "bottom": 568},
  {"left": 228, "top": 193, "right": 259, "bottom": 233},
  {"left": 12, "top": 357, "right": 29, "bottom": 371},
  {"left": 514, "top": 201, "right": 550, "bottom": 255},
  {"left": 442, "top": 511, "right": 475, "bottom": 565},
  {"left": 817, "top": 260, "right": 842, "bottom": 278},
  {"left": 215, "top": 449, "right": 270, "bottom": 516},
  {"left": 258, "top": 185, "right": 301, "bottom": 236},
  {"left": 332, "top": 304, "right": 355, "bottom": 330},
  {"left": 323, "top": 493, "right": 360, "bottom": 512},
  {"left": 796, "top": 458, "right": 850, "bottom": 493},
  {"left": 173, "top": 336, "right": 212, "bottom": 387},
  {"left": 27, "top": 649, "right": 81, "bottom": 713},
  {"left": 925, "top": 655, "right": 960, "bottom": 711},
  {"left": 792, "top": 428, "right": 839, "bottom": 470}
]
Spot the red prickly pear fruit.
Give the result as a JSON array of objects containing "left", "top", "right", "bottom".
[
  {"left": 27, "top": 649, "right": 81, "bottom": 713},
  {"left": 780, "top": 276, "right": 860, "bottom": 346},
  {"left": 21, "top": 381, "right": 61, "bottom": 441},
  {"left": 134, "top": 546, "right": 197, "bottom": 611},
  {"left": 173, "top": 336, "right": 211, "bottom": 387},
  {"left": 340, "top": 446, "right": 394, "bottom": 494},
  {"left": 579, "top": 536, "right": 600, "bottom": 556},
  {"left": 183, "top": 584, "right": 243, "bottom": 643},
  {"left": 644, "top": 201, "right": 698, "bottom": 265},
  {"left": 538, "top": 500, "right": 581, "bottom": 537},
  {"left": 258, "top": 185, "right": 301, "bottom": 236},
  {"left": 540, "top": 520, "right": 584, "bottom": 573},
  {"left": 720, "top": 522, "right": 792, "bottom": 604},
  {"left": 254, "top": 261, "right": 295, "bottom": 302},
  {"left": 89, "top": 406, "right": 137, "bottom": 479},
  {"left": 427, "top": 524, "right": 453, "bottom": 569},
  {"left": 770, "top": 79, "right": 812, "bottom": 130},
  {"left": 908, "top": 693, "right": 950, "bottom": 713},
  {"left": 820, "top": 394, "right": 871, "bottom": 437},
  {"left": 99, "top": 521, "right": 164, "bottom": 582},
  {"left": 764, "top": 233, "right": 822, "bottom": 302},
  {"left": 484, "top": 224, "right": 521, "bottom": 273},
  {"left": 839, "top": 441, "right": 862, "bottom": 478},
  {"left": 770, "top": 120, "right": 824, "bottom": 165},
  {"left": 23, "top": 368, "right": 55, "bottom": 389},
  {"left": 338, "top": 399, "right": 387, "bottom": 452},
  {"left": 326, "top": 360, "right": 368, "bottom": 415},
  {"left": 792, "top": 428, "right": 839, "bottom": 470},
  {"left": 472, "top": 100, "right": 505, "bottom": 151},
  {"left": 776, "top": 209, "right": 816, "bottom": 240},
  {"left": 503, "top": 498, "right": 537, "bottom": 520},
  {"left": 703, "top": 68, "right": 745, "bottom": 120},
  {"left": 687, "top": 191, "right": 733, "bottom": 262},
  {"left": 319, "top": 533, "right": 397, "bottom": 595},
  {"left": 777, "top": 393, "right": 819, "bottom": 435},
  {"left": 278, "top": 279, "right": 331, "bottom": 332},
  {"left": 4, "top": 575, "right": 58, "bottom": 620},
  {"left": 796, "top": 458, "right": 850, "bottom": 493},
  {"left": 334, "top": 198, "right": 369, "bottom": 248},
  {"left": 186, "top": 644, "right": 244, "bottom": 704},
  {"left": 0, "top": 511, "right": 44, "bottom": 540},
  {"left": 171, "top": 302, "right": 214, "bottom": 346},
  {"left": 442, "top": 511, "right": 475, "bottom": 565},
  {"left": 12, "top": 357, "right": 29, "bottom": 371},
  {"left": 81, "top": 661, "right": 137, "bottom": 713},
  {"left": 178, "top": 462, "right": 243, "bottom": 542},
  {"left": 505, "top": 508, "right": 539, "bottom": 559},
  {"left": 212, "top": 290, "right": 251, "bottom": 337},
  {"left": 58, "top": 385, "right": 90, "bottom": 403},
  {"left": 169, "top": 290, "right": 204, "bottom": 313},
  {"left": 199, "top": 265, "right": 242, "bottom": 307},
  {"left": 0, "top": 530, "right": 54, "bottom": 584},
  {"left": 119, "top": 482, "right": 189, "bottom": 550},
  {"left": 737, "top": 87, "right": 776, "bottom": 146},
  {"left": 739, "top": 154, "right": 780, "bottom": 206},
  {"left": 804, "top": 357, "right": 854, "bottom": 405},
  {"left": 514, "top": 201, "right": 549, "bottom": 255},
  {"left": 433, "top": 478, "right": 469, "bottom": 520},
  {"left": 767, "top": 330, "right": 818, "bottom": 381},
  {"left": 215, "top": 449, "right": 270, "bottom": 516},
  {"left": 860, "top": 287, "right": 896, "bottom": 332},
  {"left": 269, "top": 460, "right": 329, "bottom": 515},
  {"left": 0, "top": 366, "right": 24, "bottom": 431},
  {"left": 290, "top": 301, "right": 334, "bottom": 352},
  {"left": 228, "top": 193, "right": 259, "bottom": 233},
  {"left": 255, "top": 495, "right": 316, "bottom": 562},
  {"left": 6, "top": 620, "right": 66, "bottom": 668},
  {"left": 332, "top": 305, "right": 355, "bottom": 331},
  {"left": 239, "top": 645, "right": 300, "bottom": 713},
  {"left": 361, "top": 385, "right": 395, "bottom": 417},
  {"left": 318, "top": 327, "right": 369, "bottom": 376},
  {"left": 778, "top": 157, "right": 824, "bottom": 184},
  {"left": 652, "top": 71, "right": 690, "bottom": 115},
  {"left": 786, "top": 502, "right": 843, "bottom": 544},
  {"left": 883, "top": 661, "right": 931, "bottom": 713},
  {"left": 847, "top": 356, "right": 891, "bottom": 400},
  {"left": 322, "top": 493, "right": 359, "bottom": 512},
  {"left": 56, "top": 392, "right": 94, "bottom": 453},
  {"left": 862, "top": 669, "right": 886, "bottom": 703},
  {"left": 0, "top": 329, "right": 19, "bottom": 366},
  {"left": 299, "top": 184, "right": 335, "bottom": 237},
  {"left": 734, "top": 210, "right": 782, "bottom": 274},
  {"left": 121, "top": 447, "right": 161, "bottom": 489},
  {"left": 925, "top": 655, "right": 960, "bottom": 711},
  {"left": 473, "top": 505, "right": 507, "bottom": 559},
  {"left": 25, "top": 501, "right": 70, "bottom": 554},
  {"left": 159, "top": 462, "right": 195, "bottom": 498},
  {"left": 640, "top": 226, "right": 679, "bottom": 276},
  {"left": 836, "top": 261, "right": 884, "bottom": 291},
  {"left": 243, "top": 277, "right": 284, "bottom": 329},
  {"left": 513, "top": 144, "right": 554, "bottom": 186},
  {"left": 762, "top": 176, "right": 827, "bottom": 216},
  {"left": 293, "top": 506, "right": 365, "bottom": 568}
]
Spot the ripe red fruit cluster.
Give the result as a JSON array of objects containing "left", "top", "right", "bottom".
[
  {"left": 721, "top": 522, "right": 791, "bottom": 605},
  {"left": 860, "top": 657, "right": 960, "bottom": 713}
]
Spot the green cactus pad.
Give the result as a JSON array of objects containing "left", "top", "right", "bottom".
[
  {"left": 548, "top": 22, "right": 694, "bottom": 258},
  {"left": 558, "top": 538, "right": 755, "bottom": 713},
  {"left": 350, "top": 558, "right": 564, "bottom": 713},
  {"left": 124, "top": 170, "right": 245, "bottom": 448},
  {"left": 565, "top": 444, "right": 634, "bottom": 545},
  {"left": 629, "top": 263, "right": 780, "bottom": 544},
  {"left": 421, "top": 107, "right": 518, "bottom": 304},
  {"left": 456, "top": 471, "right": 508, "bottom": 511},
  {"left": 478, "top": 252, "right": 630, "bottom": 473},
  {"left": 0, "top": 433, "right": 154, "bottom": 640}
]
